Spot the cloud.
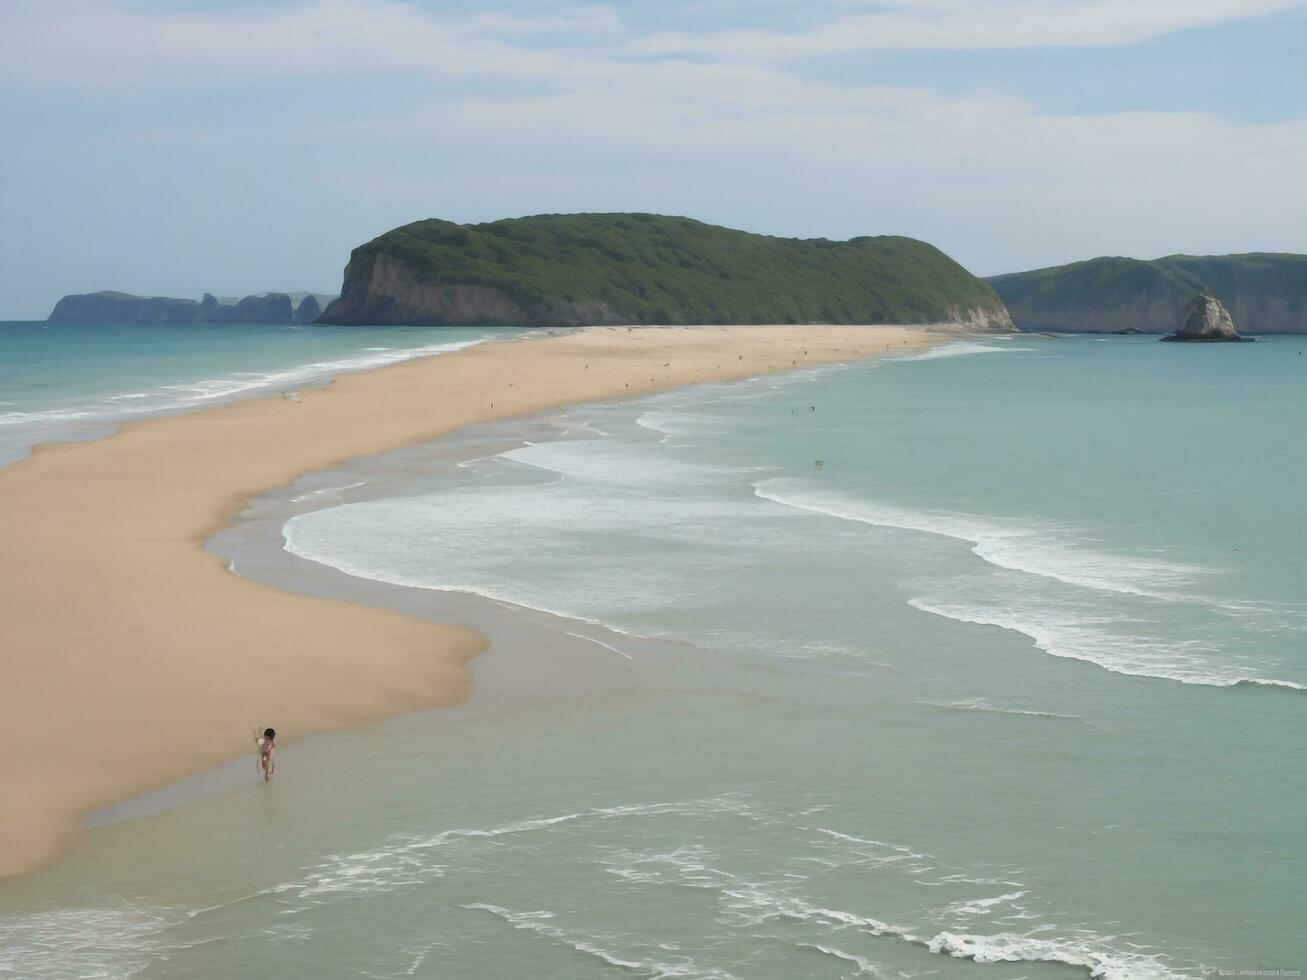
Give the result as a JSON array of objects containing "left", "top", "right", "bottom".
[
  {"left": 0, "top": 0, "right": 622, "bottom": 86},
  {"left": 4, "top": 0, "right": 1307, "bottom": 316},
  {"left": 7, "top": 0, "right": 1305, "bottom": 89},
  {"left": 627, "top": 0, "right": 1307, "bottom": 58}
]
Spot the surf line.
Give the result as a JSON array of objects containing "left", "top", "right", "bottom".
[{"left": 565, "top": 631, "right": 635, "bottom": 661}]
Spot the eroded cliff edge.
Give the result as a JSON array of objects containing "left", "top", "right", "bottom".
[{"left": 320, "top": 213, "right": 1012, "bottom": 330}]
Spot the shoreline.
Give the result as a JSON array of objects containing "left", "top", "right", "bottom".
[
  {"left": 0, "top": 322, "right": 508, "bottom": 468},
  {"left": 89, "top": 414, "right": 661, "bottom": 830},
  {"left": 0, "top": 323, "right": 960, "bottom": 877}
]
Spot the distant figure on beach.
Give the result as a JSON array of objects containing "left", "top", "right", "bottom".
[{"left": 255, "top": 727, "right": 277, "bottom": 781}]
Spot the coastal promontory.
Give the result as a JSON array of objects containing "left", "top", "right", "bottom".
[
  {"left": 319, "top": 213, "right": 1012, "bottom": 329},
  {"left": 986, "top": 252, "right": 1307, "bottom": 334}
]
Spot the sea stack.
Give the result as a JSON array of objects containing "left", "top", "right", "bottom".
[
  {"left": 1162, "top": 294, "right": 1253, "bottom": 342},
  {"left": 293, "top": 294, "right": 322, "bottom": 324}
]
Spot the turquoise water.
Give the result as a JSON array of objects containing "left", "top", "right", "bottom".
[
  {"left": 1, "top": 335, "right": 1304, "bottom": 978},
  {"left": 0, "top": 321, "right": 507, "bottom": 465}
]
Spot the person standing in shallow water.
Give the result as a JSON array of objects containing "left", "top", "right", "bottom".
[{"left": 255, "top": 727, "right": 277, "bottom": 781}]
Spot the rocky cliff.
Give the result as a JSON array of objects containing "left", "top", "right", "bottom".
[
  {"left": 320, "top": 213, "right": 1012, "bottom": 329},
  {"left": 987, "top": 253, "right": 1307, "bottom": 334}
]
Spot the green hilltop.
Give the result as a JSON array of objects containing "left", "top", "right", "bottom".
[
  {"left": 320, "top": 213, "right": 1010, "bottom": 328},
  {"left": 988, "top": 253, "right": 1307, "bottom": 334}
]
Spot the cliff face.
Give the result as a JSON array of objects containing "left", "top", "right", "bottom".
[
  {"left": 48, "top": 291, "right": 199, "bottom": 323},
  {"left": 988, "top": 253, "right": 1307, "bottom": 334},
  {"left": 320, "top": 213, "right": 1012, "bottom": 329},
  {"left": 323, "top": 255, "right": 628, "bottom": 327}
]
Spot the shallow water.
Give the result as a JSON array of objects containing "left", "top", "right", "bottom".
[
  {"left": 0, "top": 321, "right": 509, "bottom": 465},
  {"left": 2, "top": 335, "right": 1303, "bottom": 979}
]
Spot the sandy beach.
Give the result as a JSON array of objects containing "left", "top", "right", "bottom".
[{"left": 0, "top": 324, "right": 954, "bottom": 877}]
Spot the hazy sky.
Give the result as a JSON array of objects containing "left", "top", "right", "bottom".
[{"left": 3, "top": 0, "right": 1307, "bottom": 318}]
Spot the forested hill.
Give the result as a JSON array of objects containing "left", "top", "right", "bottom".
[{"left": 319, "top": 213, "right": 1011, "bottom": 329}]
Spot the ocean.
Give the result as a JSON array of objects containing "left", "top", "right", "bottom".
[{"left": 0, "top": 331, "right": 1302, "bottom": 979}]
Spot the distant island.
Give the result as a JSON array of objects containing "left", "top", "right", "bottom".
[
  {"left": 47, "top": 291, "right": 336, "bottom": 325},
  {"left": 987, "top": 253, "right": 1307, "bottom": 334},
  {"left": 319, "top": 213, "right": 1012, "bottom": 329}
]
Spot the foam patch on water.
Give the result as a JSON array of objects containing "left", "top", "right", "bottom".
[
  {"left": 925, "top": 930, "right": 1186, "bottom": 979},
  {"left": 0, "top": 906, "right": 179, "bottom": 979}
]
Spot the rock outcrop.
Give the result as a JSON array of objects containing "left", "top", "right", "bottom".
[
  {"left": 320, "top": 213, "right": 1012, "bottom": 329},
  {"left": 47, "top": 291, "right": 199, "bottom": 323},
  {"left": 1162, "top": 294, "right": 1253, "bottom": 342},
  {"left": 293, "top": 294, "right": 322, "bottom": 324},
  {"left": 987, "top": 253, "right": 1307, "bottom": 334}
]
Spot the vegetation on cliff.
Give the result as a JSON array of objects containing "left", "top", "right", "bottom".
[
  {"left": 988, "top": 253, "right": 1307, "bottom": 333},
  {"left": 320, "top": 213, "right": 1009, "bottom": 327}
]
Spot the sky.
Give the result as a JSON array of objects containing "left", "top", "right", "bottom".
[{"left": 3, "top": 0, "right": 1307, "bottom": 318}]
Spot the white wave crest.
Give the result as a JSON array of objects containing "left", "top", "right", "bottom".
[
  {"left": 0, "top": 906, "right": 178, "bottom": 979},
  {"left": 909, "top": 595, "right": 1305, "bottom": 691},
  {"left": 926, "top": 930, "right": 1183, "bottom": 980},
  {"left": 754, "top": 479, "right": 1201, "bottom": 600},
  {"left": 721, "top": 886, "right": 1187, "bottom": 980}
]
